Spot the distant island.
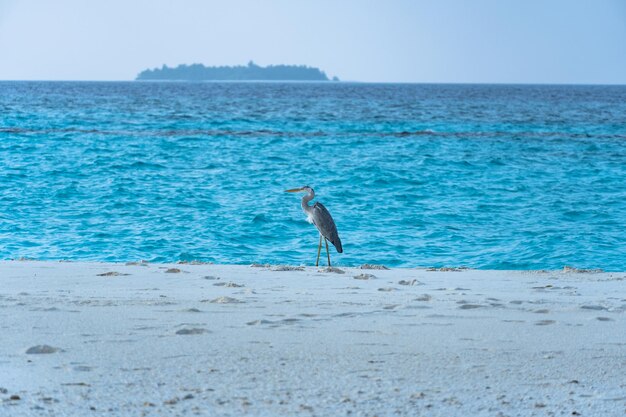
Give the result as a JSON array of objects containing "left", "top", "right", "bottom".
[{"left": 136, "top": 61, "right": 338, "bottom": 81}]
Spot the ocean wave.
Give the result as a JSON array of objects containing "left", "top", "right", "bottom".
[{"left": 2, "top": 126, "right": 624, "bottom": 140}]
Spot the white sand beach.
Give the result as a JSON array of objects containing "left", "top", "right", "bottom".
[{"left": 1, "top": 261, "right": 625, "bottom": 416}]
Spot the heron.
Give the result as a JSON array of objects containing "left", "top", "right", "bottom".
[{"left": 285, "top": 186, "right": 343, "bottom": 267}]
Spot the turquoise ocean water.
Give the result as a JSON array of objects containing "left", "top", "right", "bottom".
[{"left": 1, "top": 81, "right": 625, "bottom": 270}]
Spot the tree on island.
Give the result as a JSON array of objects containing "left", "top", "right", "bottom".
[{"left": 136, "top": 61, "right": 336, "bottom": 81}]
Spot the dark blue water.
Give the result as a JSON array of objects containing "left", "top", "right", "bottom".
[{"left": 1, "top": 81, "right": 625, "bottom": 269}]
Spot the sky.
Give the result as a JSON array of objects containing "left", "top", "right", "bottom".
[{"left": 0, "top": 0, "right": 624, "bottom": 83}]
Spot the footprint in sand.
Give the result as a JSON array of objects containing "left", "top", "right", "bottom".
[
  {"left": 318, "top": 267, "right": 345, "bottom": 274},
  {"left": 246, "top": 319, "right": 272, "bottom": 325},
  {"left": 175, "top": 328, "right": 208, "bottom": 335},
  {"left": 205, "top": 296, "right": 242, "bottom": 304},
  {"left": 213, "top": 282, "right": 245, "bottom": 288},
  {"left": 359, "top": 264, "right": 389, "bottom": 270},
  {"left": 581, "top": 305, "right": 608, "bottom": 311},
  {"left": 97, "top": 271, "right": 130, "bottom": 277},
  {"left": 272, "top": 266, "right": 305, "bottom": 271},
  {"left": 458, "top": 304, "right": 483, "bottom": 310},
  {"left": 26, "top": 345, "right": 63, "bottom": 354},
  {"left": 274, "top": 318, "right": 301, "bottom": 326},
  {"left": 353, "top": 273, "right": 375, "bottom": 280},
  {"left": 203, "top": 275, "right": 220, "bottom": 280}
]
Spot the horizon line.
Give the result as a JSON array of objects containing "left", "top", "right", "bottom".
[{"left": 1, "top": 79, "right": 626, "bottom": 87}]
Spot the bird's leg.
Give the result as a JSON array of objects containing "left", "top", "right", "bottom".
[
  {"left": 325, "top": 238, "right": 331, "bottom": 267},
  {"left": 315, "top": 234, "right": 322, "bottom": 267}
]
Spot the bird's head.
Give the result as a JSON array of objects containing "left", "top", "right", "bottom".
[{"left": 285, "top": 185, "right": 314, "bottom": 195}]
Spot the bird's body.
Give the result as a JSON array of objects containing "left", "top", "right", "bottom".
[{"left": 286, "top": 186, "right": 342, "bottom": 266}]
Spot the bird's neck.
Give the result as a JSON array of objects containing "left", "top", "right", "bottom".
[{"left": 301, "top": 191, "right": 315, "bottom": 212}]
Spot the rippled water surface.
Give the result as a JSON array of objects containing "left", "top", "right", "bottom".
[{"left": 1, "top": 81, "right": 625, "bottom": 269}]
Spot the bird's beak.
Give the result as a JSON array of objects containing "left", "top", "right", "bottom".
[{"left": 285, "top": 187, "right": 304, "bottom": 193}]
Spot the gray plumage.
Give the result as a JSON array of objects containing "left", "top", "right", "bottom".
[
  {"left": 297, "top": 186, "right": 343, "bottom": 253},
  {"left": 309, "top": 202, "right": 343, "bottom": 253}
]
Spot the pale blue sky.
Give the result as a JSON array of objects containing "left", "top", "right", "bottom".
[{"left": 0, "top": 0, "right": 624, "bottom": 83}]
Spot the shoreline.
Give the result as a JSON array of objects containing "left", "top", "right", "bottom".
[
  {"left": 1, "top": 261, "right": 624, "bottom": 415},
  {"left": 1, "top": 259, "right": 615, "bottom": 273}
]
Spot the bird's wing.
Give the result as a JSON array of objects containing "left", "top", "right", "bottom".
[{"left": 312, "top": 202, "right": 343, "bottom": 253}]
